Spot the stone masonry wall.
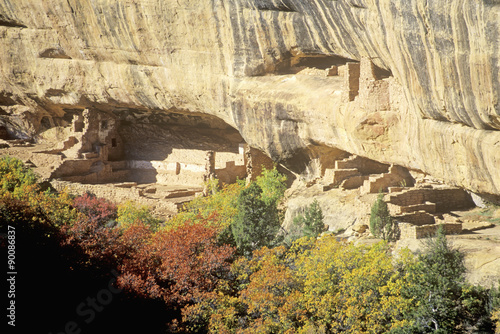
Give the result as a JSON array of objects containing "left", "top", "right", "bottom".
[
  {"left": 51, "top": 180, "right": 179, "bottom": 215},
  {"left": 341, "top": 62, "right": 360, "bottom": 102},
  {"left": 361, "top": 165, "right": 413, "bottom": 194},
  {"left": 246, "top": 146, "right": 275, "bottom": 182},
  {"left": 399, "top": 222, "right": 462, "bottom": 239},
  {"left": 391, "top": 201, "right": 436, "bottom": 215},
  {"left": 358, "top": 58, "right": 391, "bottom": 112},
  {"left": 215, "top": 161, "right": 246, "bottom": 184},
  {"left": 394, "top": 210, "right": 436, "bottom": 226},
  {"left": 340, "top": 175, "right": 369, "bottom": 190},
  {"left": 329, "top": 168, "right": 360, "bottom": 186},
  {"left": 334, "top": 155, "right": 388, "bottom": 175},
  {"left": 387, "top": 188, "right": 473, "bottom": 212}
]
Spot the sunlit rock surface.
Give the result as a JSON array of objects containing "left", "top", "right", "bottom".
[{"left": 0, "top": 0, "right": 499, "bottom": 196}]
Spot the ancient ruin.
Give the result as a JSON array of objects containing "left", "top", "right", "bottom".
[
  {"left": 311, "top": 151, "right": 475, "bottom": 240},
  {"left": 0, "top": 105, "right": 276, "bottom": 216},
  {"left": 0, "top": 0, "right": 499, "bottom": 198},
  {"left": 0, "top": 0, "right": 499, "bottom": 287},
  {"left": 0, "top": 54, "right": 489, "bottom": 230}
]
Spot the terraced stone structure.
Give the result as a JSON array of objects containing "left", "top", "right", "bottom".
[{"left": 386, "top": 186, "right": 474, "bottom": 239}]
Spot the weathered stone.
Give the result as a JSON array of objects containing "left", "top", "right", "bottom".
[
  {"left": 352, "top": 224, "right": 369, "bottom": 234},
  {"left": 0, "top": 0, "right": 499, "bottom": 198}
]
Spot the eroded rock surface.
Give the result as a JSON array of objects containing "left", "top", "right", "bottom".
[{"left": 0, "top": 0, "right": 499, "bottom": 197}]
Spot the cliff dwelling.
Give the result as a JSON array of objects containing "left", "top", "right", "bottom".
[
  {"left": 1, "top": 107, "right": 274, "bottom": 216},
  {"left": 2, "top": 1, "right": 500, "bottom": 331},
  {"left": 0, "top": 0, "right": 498, "bottom": 265},
  {"left": 47, "top": 108, "right": 250, "bottom": 186},
  {"left": 0, "top": 56, "right": 486, "bottom": 228}
]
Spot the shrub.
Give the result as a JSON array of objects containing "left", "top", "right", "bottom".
[
  {"left": 172, "top": 181, "right": 244, "bottom": 230},
  {"left": 0, "top": 157, "right": 39, "bottom": 198},
  {"left": 0, "top": 156, "right": 38, "bottom": 195},
  {"left": 117, "top": 200, "right": 161, "bottom": 230},
  {"left": 33, "top": 189, "right": 79, "bottom": 227},
  {"left": 255, "top": 166, "right": 287, "bottom": 206},
  {"left": 286, "top": 199, "right": 326, "bottom": 244},
  {"left": 0, "top": 156, "right": 78, "bottom": 226},
  {"left": 489, "top": 284, "right": 500, "bottom": 333},
  {"left": 184, "top": 236, "right": 413, "bottom": 334},
  {"left": 73, "top": 193, "right": 117, "bottom": 226},
  {"left": 493, "top": 307, "right": 500, "bottom": 333}
]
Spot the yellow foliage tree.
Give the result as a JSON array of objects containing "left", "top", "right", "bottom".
[
  {"left": 183, "top": 235, "right": 415, "bottom": 334},
  {"left": 290, "top": 235, "right": 413, "bottom": 333}
]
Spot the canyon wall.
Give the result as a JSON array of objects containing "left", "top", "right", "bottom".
[{"left": 0, "top": 0, "right": 499, "bottom": 196}]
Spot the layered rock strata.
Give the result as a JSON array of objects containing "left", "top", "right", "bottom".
[{"left": 0, "top": 0, "right": 499, "bottom": 197}]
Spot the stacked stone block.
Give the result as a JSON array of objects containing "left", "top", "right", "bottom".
[
  {"left": 394, "top": 210, "right": 436, "bottom": 226},
  {"left": 245, "top": 146, "right": 275, "bottom": 182},
  {"left": 399, "top": 222, "right": 462, "bottom": 239},
  {"left": 387, "top": 186, "right": 472, "bottom": 239},
  {"left": 341, "top": 62, "right": 360, "bottom": 102},
  {"left": 360, "top": 164, "right": 413, "bottom": 194},
  {"left": 386, "top": 188, "right": 473, "bottom": 212},
  {"left": 358, "top": 58, "right": 391, "bottom": 112},
  {"left": 340, "top": 175, "right": 370, "bottom": 190}
]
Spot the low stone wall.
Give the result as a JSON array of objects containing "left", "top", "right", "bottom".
[
  {"left": 329, "top": 168, "right": 360, "bottom": 186},
  {"left": 162, "top": 148, "right": 244, "bottom": 169},
  {"left": 61, "top": 169, "right": 130, "bottom": 184},
  {"left": 394, "top": 210, "right": 435, "bottom": 226},
  {"left": 127, "top": 160, "right": 205, "bottom": 186},
  {"left": 52, "top": 158, "right": 98, "bottom": 178},
  {"left": 51, "top": 180, "right": 179, "bottom": 215},
  {"left": 52, "top": 179, "right": 141, "bottom": 200},
  {"left": 399, "top": 222, "right": 462, "bottom": 239},
  {"left": 388, "top": 201, "right": 436, "bottom": 215},
  {"left": 361, "top": 165, "right": 413, "bottom": 194},
  {"left": 215, "top": 161, "right": 247, "bottom": 184},
  {"left": 388, "top": 186, "right": 404, "bottom": 193},
  {"left": 386, "top": 187, "right": 473, "bottom": 212},
  {"left": 156, "top": 170, "right": 205, "bottom": 187},
  {"left": 334, "top": 155, "right": 388, "bottom": 175},
  {"left": 340, "top": 175, "right": 369, "bottom": 190}
]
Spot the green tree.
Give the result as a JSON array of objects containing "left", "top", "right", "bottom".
[
  {"left": 230, "top": 168, "right": 286, "bottom": 256},
  {"left": 398, "top": 226, "right": 485, "bottom": 333},
  {"left": 302, "top": 199, "right": 325, "bottom": 238},
  {"left": 286, "top": 199, "right": 326, "bottom": 244},
  {"left": 231, "top": 182, "right": 281, "bottom": 256},
  {"left": 255, "top": 166, "right": 287, "bottom": 206},
  {"left": 370, "top": 192, "right": 396, "bottom": 241}
]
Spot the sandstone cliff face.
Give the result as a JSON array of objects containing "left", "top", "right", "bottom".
[{"left": 0, "top": 0, "right": 499, "bottom": 196}]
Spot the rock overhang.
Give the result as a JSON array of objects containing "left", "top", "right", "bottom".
[{"left": 0, "top": 0, "right": 499, "bottom": 197}]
